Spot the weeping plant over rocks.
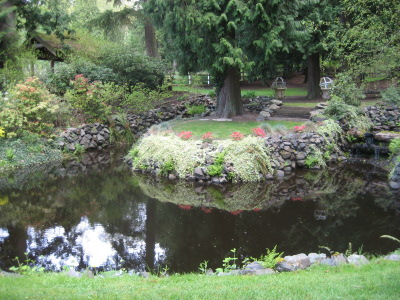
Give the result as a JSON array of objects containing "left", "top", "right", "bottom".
[{"left": 129, "top": 133, "right": 274, "bottom": 182}]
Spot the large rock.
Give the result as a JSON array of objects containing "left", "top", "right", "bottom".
[
  {"left": 194, "top": 167, "right": 205, "bottom": 180},
  {"left": 260, "top": 111, "right": 271, "bottom": 118},
  {"left": 347, "top": 254, "right": 369, "bottom": 266},
  {"left": 268, "top": 104, "right": 280, "bottom": 110},
  {"left": 308, "top": 253, "right": 326, "bottom": 264},
  {"left": 321, "top": 254, "right": 348, "bottom": 266},
  {"left": 270, "top": 99, "right": 283, "bottom": 106},
  {"left": 384, "top": 254, "right": 400, "bottom": 261},
  {"left": 276, "top": 254, "right": 311, "bottom": 272}
]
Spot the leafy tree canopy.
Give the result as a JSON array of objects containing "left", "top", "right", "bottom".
[{"left": 330, "top": 0, "right": 400, "bottom": 80}]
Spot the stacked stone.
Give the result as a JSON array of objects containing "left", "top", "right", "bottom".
[
  {"left": 59, "top": 123, "right": 110, "bottom": 151},
  {"left": 243, "top": 96, "right": 283, "bottom": 120},
  {"left": 60, "top": 95, "right": 215, "bottom": 151},
  {"left": 266, "top": 132, "right": 346, "bottom": 176},
  {"left": 132, "top": 129, "right": 346, "bottom": 184},
  {"left": 365, "top": 105, "right": 400, "bottom": 132}
]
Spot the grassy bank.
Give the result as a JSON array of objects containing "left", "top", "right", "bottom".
[
  {"left": 0, "top": 260, "right": 399, "bottom": 299},
  {"left": 172, "top": 120, "right": 303, "bottom": 139}
]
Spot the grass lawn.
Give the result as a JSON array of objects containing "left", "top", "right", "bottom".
[
  {"left": 283, "top": 99, "right": 379, "bottom": 108},
  {"left": 172, "top": 85, "right": 307, "bottom": 97},
  {"left": 283, "top": 102, "right": 317, "bottom": 107},
  {"left": 0, "top": 260, "right": 399, "bottom": 299},
  {"left": 172, "top": 120, "right": 303, "bottom": 139}
]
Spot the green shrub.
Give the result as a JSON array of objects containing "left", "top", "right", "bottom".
[
  {"left": 185, "top": 104, "right": 206, "bottom": 115},
  {"left": 208, "top": 164, "right": 224, "bottom": 176},
  {"left": 65, "top": 74, "right": 112, "bottom": 122},
  {"left": 45, "top": 58, "right": 117, "bottom": 95},
  {"left": 381, "top": 86, "right": 400, "bottom": 106},
  {"left": 122, "top": 83, "right": 171, "bottom": 113},
  {"left": 5, "top": 148, "right": 15, "bottom": 161},
  {"left": 98, "top": 44, "right": 167, "bottom": 89},
  {"left": 305, "top": 146, "right": 327, "bottom": 169},
  {"left": 389, "top": 138, "right": 400, "bottom": 156},
  {"left": 207, "top": 151, "right": 226, "bottom": 176},
  {"left": 323, "top": 96, "right": 372, "bottom": 131},
  {"left": 256, "top": 246, "right": 284, "bottom": 269},
  {"left": 109, "top": 112, "right": 134, "bottom": 144},
  {"left": 160, "top": 160, "right": 175, "bottom": 176},
  {"left": 331, "top": 73, "right": 365, "bottom": 106},
  {"left": 0, "top": 77, "right": 60, "bottom": 138}
]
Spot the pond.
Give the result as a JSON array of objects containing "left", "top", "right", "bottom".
[{"left": 0, "top": 150, "right": 399, "bottom": 274}]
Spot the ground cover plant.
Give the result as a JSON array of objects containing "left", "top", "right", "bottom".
[
  {"left": 0, "top": 134, "right": 61, "bottom": 173},
  {"left": 0, "top": 260, "right": 399, "bottom": 300},
  {"left": 171, "top": 120, "right": 303, "bottom": 139}
]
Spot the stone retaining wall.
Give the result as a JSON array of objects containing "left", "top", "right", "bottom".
[
  {"left": 365, "top": 105, "right": 400, "bottom": 132},
  {"left": 59, "top": 95, "right": 214, "bottom": 151},
  {"left": 130, "top": 121, "right": 347, "bottom": 184}
]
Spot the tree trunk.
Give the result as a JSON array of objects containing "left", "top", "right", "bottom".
[
  {"left": 307, "top": 53, "right": 321, "bottom": 100},
  {"left": 145, "top": 198, "right": 156, "bottom": 270},
  {"left": 0, "top": 0, "right": 17, "bottom": 68},
  {"left": 216, "top": 67, "right": 244, "bottom": 118},
  {"left": 144, "top": 17, "right": 158, "bottom": 58},
  {"left": 303, "top": 67, "right": 308, "bottom": 84}
]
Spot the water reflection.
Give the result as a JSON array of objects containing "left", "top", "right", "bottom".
[
  {"left": 23, "top": 216, "right": 166, "bottom": 271},
  {"left": 0, "top": 154, "right": 399, "bottom": 273}
]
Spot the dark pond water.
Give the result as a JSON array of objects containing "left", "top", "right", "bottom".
[{"left": 0, "top": 151, "right": 399, "bottom": 274}]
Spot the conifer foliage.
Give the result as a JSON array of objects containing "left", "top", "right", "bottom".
[{"left": 145, "top": 0, "right": 303, "bottom": 118}]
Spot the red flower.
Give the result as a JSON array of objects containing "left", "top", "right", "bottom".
[
  {"left": 293, "top": 125, "right": 306, "bottom": 132},
  {"left": 230, "top": 210, "right": 243, "bottom": 215},
  {"left": 252, "top": 127, "right": 266, "bottom": 138},
  {"left": 231, "top": 132, "right": 244, "bottom": 141},
  {"left": 253, "top": 208, "right": 261, "bottom": 212},
  {"left": 201, "top": 132, "right": 213, "bottom": 140},
  {"left": 178, "top": 131, "right": 193, "bottom": 140}
]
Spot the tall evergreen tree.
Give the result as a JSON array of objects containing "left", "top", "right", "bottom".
[
  {"left": 300, "top": 0, "right": 339, "bottom": 100},
  {"left": 0, "top": 0, "right": 17, "bottom": 69},
  {"left": 145, "top": 0, "right": 304, "bottom": 118}
]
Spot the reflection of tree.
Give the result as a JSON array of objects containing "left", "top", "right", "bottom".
[
  {"left": 0, "top": 160, "right": 399, "bottom": 273},
  {"left": 135, "top": 164, "right": 398, "bottom": 219},
  {"left": 0, "top": 223, "right": 27, "bottom": 270}
]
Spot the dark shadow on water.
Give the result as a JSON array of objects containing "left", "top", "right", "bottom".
[{"left": 0, "top": 152, "right": 399, "bottom": 273}]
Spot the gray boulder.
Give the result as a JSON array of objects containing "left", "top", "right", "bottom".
[
  {"left": 384, "top": 254, "right": 400, "bottom": 261},
  {"left": 347, "top": 254, "right": 369, "bottom": 266},
  {"left": 308, "top": 253, "right": 326, "bottom": 264}
]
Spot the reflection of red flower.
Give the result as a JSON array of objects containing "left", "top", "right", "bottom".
[
  {"left": 178, "top": 204, "right": 192, "bottom": 210},
  {"left": 253, "top": 208, "right": 261, "bottom": 212},
  {"left": 202, "top": 207, "right": 212, "bottom": 214},
  {"left": 291, "top": 197, "right": 304, "bottom": 201},
  {"left": 230, "top": 210, "right": 243, "bottom": 215}
]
